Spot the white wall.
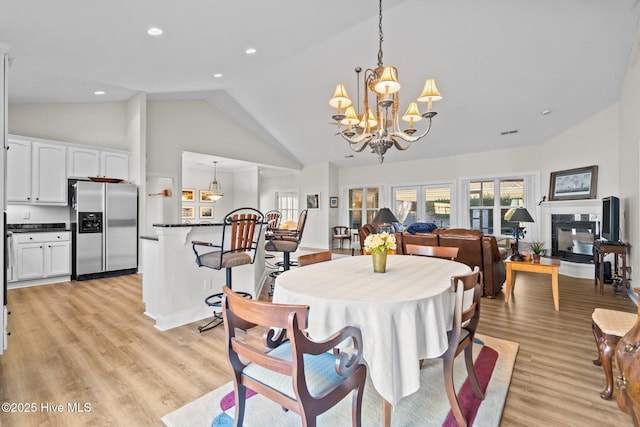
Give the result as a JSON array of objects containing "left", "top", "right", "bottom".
[
  {"left": 181, "top": 165, "right": 234, "bottom": 224},
  {"left": 619, "top": 22, "right": 640, "bottom": 295},
  {"left": 261, "top": 104, "right": 621, "bottom": 251},
  {"left": 338, "top": 104, "right": 619, "bottom": 204},
  {"left": 9, "top": 102, "right": 128, "bottom": 149},
  {"left": 146, "top": 100, "right": 306, "bottom": 224},
  {"left": 232, "top": 167, "right": 259, "bottom": 211}
]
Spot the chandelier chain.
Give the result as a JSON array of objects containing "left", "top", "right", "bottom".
[{"left": 377, "top": 0, "right": 384, "bottom": 69}]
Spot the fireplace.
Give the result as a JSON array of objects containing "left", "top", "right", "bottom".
[{"left": 551, "top": 214, "right": 597, "bottom": 263}]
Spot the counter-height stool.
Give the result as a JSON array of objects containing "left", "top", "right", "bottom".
[
  {"left": 265, "top": 210, "right": 308, "bottom": 274},
  {"left": 265, "top": 210, "right": 307, "bottom": 296},
  {"left": 192, "top": 207, "right": 264, "bottom": 332}
]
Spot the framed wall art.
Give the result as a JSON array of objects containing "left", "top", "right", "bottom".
[
  {"left": 182, "top": 188, "right": 195, "bottom": 202},
  {"left": 199, "top": 206, "right": 214, "bottom": 219},
  {"left": 182, "top": 206, "right": 195, "bottom": 219},
  {"left": 199, "top": 190, "right": 214, "bottom": 203},
  {"left": 549, "top": 165, "right": 598, "bottom": 201},
  {"left": 306, "top": 193, "right": 320, "bottom": 209},
  {"left": 330, "top": 196, "right": 338, "bottom": 208}
]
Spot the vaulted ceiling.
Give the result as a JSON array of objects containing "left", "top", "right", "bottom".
[{"left": 2, "top": 0, "right": 639, "bottom": 168}]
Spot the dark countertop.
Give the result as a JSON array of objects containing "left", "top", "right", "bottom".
[
  {"left": 8, "top": 223, "right": 71, "bottom": 233},
  {"left": 152, "top": 222, "right": 223, "bottom": 227}
]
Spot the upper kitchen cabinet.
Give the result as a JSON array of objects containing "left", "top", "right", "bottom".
[
  {"left": 68, "top": 146, "right": 129, "bottom": 181},
  {"left": 100, "top": 150, "right": 129, "bottom": 181},
  {"left": 7, "top": 137, "right": 67, "bottom": 205}
]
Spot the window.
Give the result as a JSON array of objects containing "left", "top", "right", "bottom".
[
  {"left": 467, "top": 177, "right": 527, "bottom": 235},
  {"left": 392, "top": 184, "right": 454, "bottom": 228},
  {"left": 347, "top": 188, "right": 379, "bottom": 229},
  {"left": 277, "top": 191, "right": 298, "bottom": 223}
]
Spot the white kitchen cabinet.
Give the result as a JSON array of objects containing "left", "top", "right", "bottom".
[
  {"left": 6, "top": 139, "right": 32, "bottom": 202},
  {"left": 6, "top": 137, "right": 67, "bottom": 205},
  {"left": 14, "top": 232, "right": 71, "bottom": 281},
  {"left": 16, "top": 242, "right": 45, "bottom": 280},
  {"left": 67, "top": 146, "right": 129, "bottom": 181},
  {"left": 67, "top": 146, "right": 100, "bottom": 178},
  {"left": 100, "top": 151, "right": 129, "bottom": 180},
  {"left": 32, "top": 142, "right": 67, "bottom": 203},
  {"left": 45, "top": 241, "right": 71, "bottom": 277}
]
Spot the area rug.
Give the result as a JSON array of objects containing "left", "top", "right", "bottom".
[{"left": 162, "top": 334, "right": 518, "bottom": 427}]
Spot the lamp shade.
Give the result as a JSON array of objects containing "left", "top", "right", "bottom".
[
  {"left": 417, "top": 78, "right": 442, "bottom": 102},
  {"left": 359, "top": 108, "right": 378, "bottom": 130},
  {"left": 340, "top": 106, "right": 360, "bottom": 126},
  {"left": 402, "top": 102, "right": 423, "bottom": 123},
  {"left": 374, "top": 66, "right": 401, "bottom": 95},
  {"left": 504, "top": 207, "right": 534, "bottom": 223},
  {"left": 329, "top": 84, "right": 352, "bottom": 109},
  {"left": 372, "top": 207, "right": 400, "bottom": 225}
]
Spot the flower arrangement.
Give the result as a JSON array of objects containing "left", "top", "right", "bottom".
[{"left": 364, "top": 232, "right": 397, "bottom": 254}]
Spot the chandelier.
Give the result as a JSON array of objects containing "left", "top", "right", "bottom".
[
  {"left": 329, "top": 0, "right": 442, "bottom": 163},
  {"left": 208, "top": 161, "right": 223, "bottom": 202}
]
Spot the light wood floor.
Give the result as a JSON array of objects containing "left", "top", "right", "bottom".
[{"left": 0, "top": 255, "right": 637, "bottom": 426}]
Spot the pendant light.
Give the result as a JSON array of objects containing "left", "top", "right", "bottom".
[{"left": 208, "top": 161, "right": 223, "bottom": 202}]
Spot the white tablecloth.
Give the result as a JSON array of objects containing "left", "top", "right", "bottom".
[{"left": 273, "top": 254, "right": 471, "bottom": 406}]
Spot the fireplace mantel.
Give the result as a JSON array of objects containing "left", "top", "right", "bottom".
[{"left": 540, "top": 199, "right": 601, "bottom": 278}]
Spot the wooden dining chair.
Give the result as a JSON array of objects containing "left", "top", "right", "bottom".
[
  {"left": 332, "top": 226, "right": 351, "bottom": 250},
  {"left": 221, "top": 286, "right": 367, "bottom": 427},
  {"left": 405, "top": 244, "right": 459, "bottom": 261},
  {"left": 297, "top": 250, "right": 333, "bottom": 266},
  {"left": 441, "top": 267, "right": 483, "bottom": 427}
]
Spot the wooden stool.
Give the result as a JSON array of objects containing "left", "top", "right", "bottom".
[{"left": 592, "top": 308, "right": 637, "bottom": 399}]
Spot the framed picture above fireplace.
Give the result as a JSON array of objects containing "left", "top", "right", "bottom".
[{"left": 549, "top": 165, "right": 598, "bottom": 201}]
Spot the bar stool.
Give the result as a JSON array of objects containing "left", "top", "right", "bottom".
[
  {"left": 265, "top": 210, "right": 307, "bottom": 296},
  {"left": 192, "top": 207, "right": 264, "bottom": 332}
]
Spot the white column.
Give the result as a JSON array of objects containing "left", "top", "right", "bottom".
[{"left": 1, "top": 44, "right": 10, "bottom": 354}]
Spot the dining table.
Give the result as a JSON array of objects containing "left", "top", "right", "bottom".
[{"left": 272, "top": 254, "right": 471, "bottom": 427}]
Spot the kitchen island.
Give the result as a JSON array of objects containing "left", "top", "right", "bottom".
[{"left": 141, "top": 223, "right": 266, "bottom": 331}]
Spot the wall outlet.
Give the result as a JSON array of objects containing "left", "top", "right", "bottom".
[{"left": 22, "top": 211, "right": 30, "bottom": 220}]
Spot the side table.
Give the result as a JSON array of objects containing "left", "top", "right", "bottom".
[
  {"left": 505, "top": 258, "right": 561, "bottom": 310},
  {"left": 594, "top": 241, "right": 630, "bottom": 296}
]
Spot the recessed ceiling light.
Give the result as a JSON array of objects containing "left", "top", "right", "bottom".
[
  {"left": 245, "top": 48, "right": 257, "bottom": 55},
  {"left": 147, "top": 27, "right": 163, "bottom": 36},
  {"left": 541, "top": 109, "right": 551, "bottom": 116},
  {"left": 94, "top": 91, "right": 105, "bottom": 96},
  {"left": 213, "top": 73, "right": 223, "bottom": 78}
]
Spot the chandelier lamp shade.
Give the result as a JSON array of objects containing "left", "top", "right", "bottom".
[
  {"left": 329, "top": 0, "right": 442, "bottom": 164},
  {"left": 208, "top": 161, "right": 223, "bottom": 202}
]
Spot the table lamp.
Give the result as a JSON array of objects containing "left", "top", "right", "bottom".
[
  {"left": 372, "top": 208, "right": 401, "bottom": 233},
  {"left": 504, "top": 207, "right": 534, "bottom": 261}
]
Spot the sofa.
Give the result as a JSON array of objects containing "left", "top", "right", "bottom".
[{"left": 395, "top": 228, "right": 508, "bottom": 297}]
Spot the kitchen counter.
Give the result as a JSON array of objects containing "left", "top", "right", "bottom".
[
  {"left": 152, "top": 222, "right": 222, "bottom": 227},
  {"left": 140, "top": 223, "right": 265, "bottom": 331},
  {"left": 8, "top": 223, "right": 70, "bottom": 233}
]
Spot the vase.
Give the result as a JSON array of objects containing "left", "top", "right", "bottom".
[
  {"left": 532, "top": 254, "right": 541, "bottom": 263},
  {"left": 372, "top": 250, "right": 388, "bottom": 273}
]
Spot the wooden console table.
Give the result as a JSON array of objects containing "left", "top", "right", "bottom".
[
  {"left": 505, "top": 258, "right": 561, "bottom": 310},
  {"left": 594, "top": 241, "right": 629, "bottom": 296}
]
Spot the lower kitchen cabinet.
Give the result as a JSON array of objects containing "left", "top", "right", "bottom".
[{"left": 15, "top": 232, "right": 71, "bottom": 281}]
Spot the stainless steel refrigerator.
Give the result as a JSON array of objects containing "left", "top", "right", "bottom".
[{"left": 70, "top": 180, "right": 138, "bottom": 280}]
